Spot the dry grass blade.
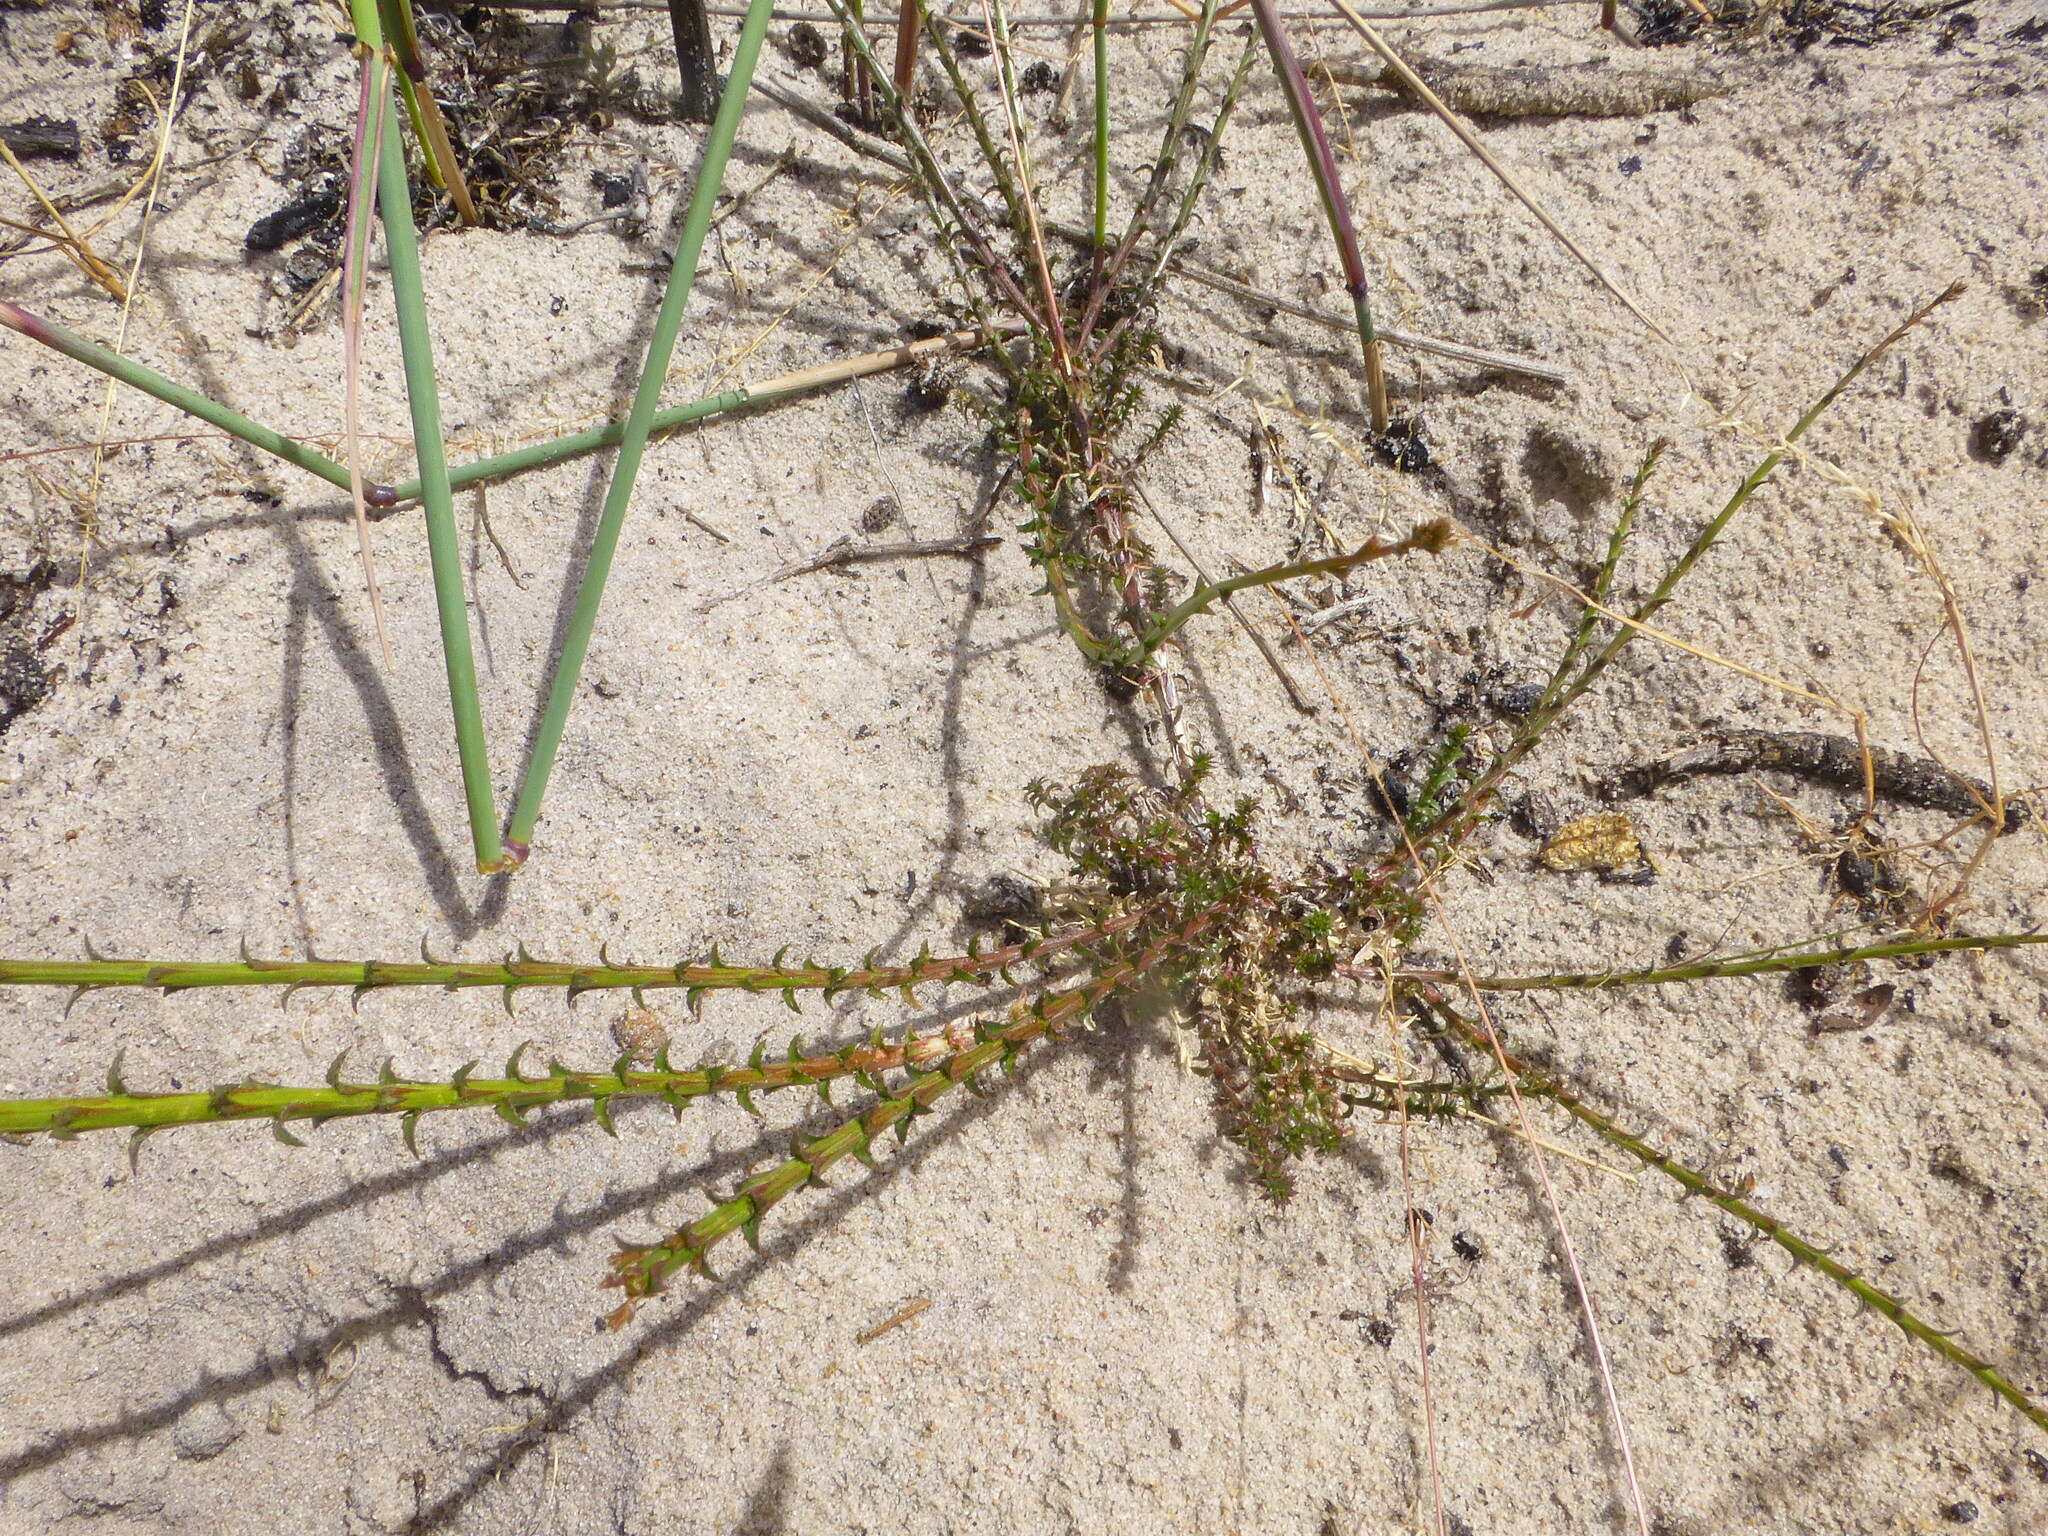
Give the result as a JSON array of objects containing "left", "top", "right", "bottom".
[
  {"left": 1329, "top": 0, "right": 1677, "bottom": 356},
  {"left": 79, "top": 0, "right": 198, "bottom": 595},
  {"left": 343, "top": 40, "right": 396, "bottom": 665},
  {"left": 0, "top": 140, "right": 127, "bottom": 301}
]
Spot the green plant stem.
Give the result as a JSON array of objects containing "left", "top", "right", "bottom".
[
  {"left": 1135, "top": 519, "right": 1450, "bottom": 660},
  {"left": 380, "top": 325, "right": 1008, "bottom": 506},
  {"left": 1424, "top": 997, "right": 2048, "bottom": 1435},
  {"left": 603, "top": 907, "right": 1216, "bottom": 1323},
  {"left": 503, "top": 0, "right": 776, "bottom": 863},
  {"left": 1533, "top": 439, "right": 1662, "bottom": 715},
  {"left": 1245, "top": 0, "right": 1388, "bottom": 431},
  {"left": 1076, "top": 0, "right": 1221, "bottom": 343},
  {"left": 356, "top": 1, "right": 505, "bottom": 875},
  {"left": 830, "top": 0, "right": 1044, "bottom": 330},
  {"left": 0, "top": 907, "right": 1159, "bottom": 1004},
  {"left": 1404, "top": 286, "right": 1963, "bottom": 859},
  {"left": 1402, "top": 931, "right": 2048, "bottom": 994},
  {"left": 1560, "top": 284, "right": 1964, "bottom": 717},
  {"left": 0, "top": 1018, "right": 1007, "bottom": 1141},
  {"left": 0, "top": 301, "right": 377, "bottom": 501}
]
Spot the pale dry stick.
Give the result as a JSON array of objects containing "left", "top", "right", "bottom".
[
  {"left": 751, "top": 76, "right": 912, "bottom": 172},
  {"left": 1328, "top": 0, "right": 1680, "bottom": 364},
  {"left": 342, "top": 39, "right": 397, "bottom": 665},
  {"left": 78, "top": 1, "right": 199, "bottom": 603},
  {"left": 979, "top": 0, "right": 1077, "bottom": 380},
  {"left": 696, "top": 181, "right": 914, "bottom": 395},
  {"left": 1281, "top": 604, "right": 1655, "bottom": 1535},
  {"left": 1042, "top": 220, "right": 1569, "bottom": 385},
  {"left": 696, "top": 533, "right": 1000, "bottom": 611},
  {"left": 0, "top": 141, "right": 126, "bottom": 300}
]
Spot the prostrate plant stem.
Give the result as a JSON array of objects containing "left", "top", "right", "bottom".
[
  {"left": 1423, "top": 995, "right": 2048, "bottom": 1436},
  {"left": 0, "top": 906, "right": 1165, "bottom": 1004},
  {"left": 601, "top": 906, "right": 1221, "bottom": 1324}
]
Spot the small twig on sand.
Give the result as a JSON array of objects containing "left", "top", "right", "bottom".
[
  {"left": 1044, "top": 219, "right": 1568, "bottom": 385},
  {"left": 1601, "top": 728, "right": 2030, "bottom": 833},
  {"left": 1320, "top": 57, "right": 1732, "bottom": 120},
  {"left": 696, "top": 534, "right": 1000, "bottom": 611}
]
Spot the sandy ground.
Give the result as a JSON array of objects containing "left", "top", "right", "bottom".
[{"left": 1, "top": 0, "right": 2045, "bottom": 1531}]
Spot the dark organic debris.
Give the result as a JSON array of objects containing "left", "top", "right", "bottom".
[
  {"left": 1, "top": 116, "right": 81, "bottom": 161},
  {"left": 1968, "top": 407, "right": 2026, "bottom": 464},
  {"left": 962, "top": 873, "right": 1044, "bottom": 932},
  {"left": 245, "top": 190, "right": 341, "bottom": 253},
  {"left": 0, "top": 643, "right": 47, "bottom": 739},
  {"left": 1373, "top": 417, "right": 1431, "bottom": 474},
  {"left": 0, "top": 560, "right": 57, "bottom": 741},
  {"left": 1602, "top": 728, "right": 2030, "bottom": 832},
  {"left": 784, "top": 21, "right": 829, "bottom": 71},
  {"left": 1779, "top": 0, "right": 1974, "bottom": 48},
  {"left": 1811, "top": 982, "right": 1896, "bottom": 1033}
]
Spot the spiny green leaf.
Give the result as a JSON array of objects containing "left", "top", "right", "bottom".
[{"left": 125, "top": 1123, "right": 160, "bottom": 1172}]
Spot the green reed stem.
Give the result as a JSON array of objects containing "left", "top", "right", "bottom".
[
  {"left": 503, "top": 0, "right": 776, "bottom": 864},
  {"left": 0, "top": 301, "right": 375, "bottom": 501},
  {"left": 355, "top": 0, "right": 504, "bottom": 874},
  {"left": 382, "top": 326, "right": 1006, "bottom": 506},
  {"left": 1418, "top": 931, "right": 2048, "bottom": 994},
  {"left": 1425, "top": 997, "right": 2048, "bottom": 1436}
]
